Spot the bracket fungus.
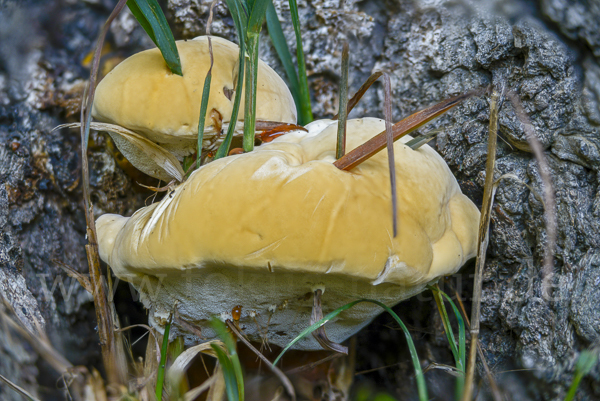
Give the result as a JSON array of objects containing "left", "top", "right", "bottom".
[
  {"left": 91, "top": 36, "right": 296, "bottom": 180},
  {"left": 97, "top": 117, "right": 479, "bottom": 350}
]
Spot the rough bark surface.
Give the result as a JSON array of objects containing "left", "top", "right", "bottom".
[{"left": 1, "top": 0, "right": 599, "bottom": 400}]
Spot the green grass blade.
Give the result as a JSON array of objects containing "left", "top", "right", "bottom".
[
  {"left": 127, "top": 0, "right": 182, "bottom": 76},
  {"left": 288, "top": 0, "right": 313, "bottom": 124},
  {"left": 216, "top": 0, "right": 247, "bottom": 159},
  {"left": 441, "top": 293, "right": 466, "bottom": 374},
  {"left": 226, "top": 0, "right": 248, "bottom": 37},
  {"left": 430, "top": 286, "right": 459, "bottom": 365},
  {"left": 266, "top": 1, "right": 301, "bottom": 113},
  {"left": 196, "top": 38, "right": 214, "bottom": 169},
  {"left": 405, "top": 129, "right": 442, "bottom": 150},
  {"left": 273, "top": 299, "right": 428, "bottom": 401},
  {"left": 211, "top": 344, "right": 239, "bottom": 401},
  {"left": 247, "top": 0, "right": 269, "bottom": 33},
  {"left": 211, "top": 318, "right": 245, "bottom": 401},
  {"left": 243, "top": 32, "right": 260, "bottom": 153},
  {"left": 430, "top": 285, "right": 465, "bottom": 399},
  {"left": 127, "top": 0, "right": 156, "bottom": 43},
  {"left": 243, "top": 0, "right": 269, "bottom": 152},
  {"left": 564, "top": 350, "right": 598, "bottom": 401},
  {"left": 155, "top": 319, "right": 171, "bottom": 401}
]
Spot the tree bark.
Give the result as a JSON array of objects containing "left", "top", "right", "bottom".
[{"left": 1, "top": 0, "right": 599, "bottom": 399}]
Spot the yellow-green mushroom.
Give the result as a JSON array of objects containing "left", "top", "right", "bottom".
[
  {"left": 91, "top": 36, "right": 296, "bottom": 181},
  {"left": 96, "top": 118, "right": 480, "bottom": 350}
]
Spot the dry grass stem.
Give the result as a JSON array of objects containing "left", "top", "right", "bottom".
[
  {"left": 226, "top": 320, "right": 296, "bottom": 401},
  {"left": 0, "top": 373, "right": 42, "bottom": 401},
  {"left": 507, "top": 91, "right": 557, "bottom": 300},
  {"left": 310, "top": 289, "right": 348, "bottom": 354},
  {"left": 333, "top": 71, "right": 383, "bottom": 119},
  {"left": 383, "top": 73, "right": 398, "bottom": 237},
  {"left": 336, "top": 42, "right": 349, "bottom": 159},
  {"left": 452, "top": 288, "right": 503, "bottom": 401},
  {"left": 53, "top": 259, "right": 92, "bottom": 293},
  {"left": 334, "top": 88, "right": 485, "bottom": 171},
  {"left": 462, "top": 87, "right": 503, "bottom": 401},
  {"left": 78, "top": 0, "right": 131, "bottom": 384},
  {"left": 183, "top": 375, "right": 218, "bottom": 401}
]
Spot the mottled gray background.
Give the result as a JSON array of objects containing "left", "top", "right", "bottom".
[{"left": 0, "top": 0, "right": 599, "bottom": 399}]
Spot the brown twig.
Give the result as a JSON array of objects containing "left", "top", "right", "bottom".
[
  {"left": 334, "top": 88, "right": 486, "bottom": 171},
  {"left": 333, "top": 71, "right": 383, "bottom": 120},
  {"left": 226, "top": 320, "right": 296, "bottom": 401},
  {"left": 311, "top": 289, "right": 348, "bottom": 354},
  {"left": 79, "top": 0, "right": 130, "bottom": 384},
  {"left": 452, "top": 287, "right": 504, "bottom": 401},
  {"left": 257, "top": 121, "right": 308, "bottom": 143},
  {"left": 506, "top": 91, "right": 556, "bottom": 300},
  {"left": 462, "top": 86, "right": 504, "bottom": 401},
  {"left": 336, "top": 42, "right": 349, "bottom": 159},
  {"left": 52, "top": 259, "right": 92, "bottom": 293},
  {"left": 383, "top": 73, "right": 398, "bottom": 237},
  {"left": 286, "top": 353, "right": 343, "bottom": 375}
]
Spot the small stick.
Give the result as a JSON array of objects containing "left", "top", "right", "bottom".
[
  {"left": 311, "top": 289, "right": 348, "bottom": 354},
  {"left": 80, "top": 0, "right": 130, "bottom": 384},
  {"left": 226, "top": 321, "right": 296, "bottom": 401},
  {"left": 507, "top": 91, "right": 556, "bottom": 300},
  {"left": 462, "top": 86, "right": 504, "bottom": 401},
  {"left": 334, "top": 88, "right": 485, "bottom": 171},
  {"left": 383, "top": 73, "right": 397, "bottom": 237},
  {"left": 255, "top": 121, "right": 308, "bottom": 131},
  {"left": 452, "top": 288, "right": 504, "bottom": 401},
  {"left": 336, "top": 42, "right": 350, "bottom": 159},
  {"left": 333, "top": 71, "right": 383, "bottom": 120}
]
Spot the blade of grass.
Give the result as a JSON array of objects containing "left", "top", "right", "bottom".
[
  {"left": 564, "top": 350, "right": 598, "bottom": 401},
  {"left": 127, "top": 1, "right": 156, "bottom": 43},
  {"left": 56, "top": 122, "right": 185, "bottom": 181},
  {"left": 183, "top": 375, "right": 218, "bottom": 401},
  {"left": 452, "top": 287, "right": 503, "bottom": 401},
  {"left": 211, "top": 344, "right": 239, "bottom": 401},
  {"left": 196, "top": 2, "right": 219, "bottom": 169},
  {"left": 441, "top": 293, "right": 466, "bottom": 375},
  {"left": 336, "top": 42, "right": 349, "bottom": 159},
  {"left": 247, "top": 0, "right": 269, "bottom": 32},
  {"left": 430, "top": 285, "right": 460, "bottom": 366},
  {"left": 383, "top": 73, "right": 397, "bottom": 237},
  {"left": 196, "top": 59, "right": 211, "bottom": 168},
  {"left": 429, "top": 284, "right": 465, "bottom": 399},
  {"left": 462, "top": 86, "right": 503, "bottom": 401},
  {"left": 405, "top": 128, "right": 443, "bottom": 150},
  {"left": 273, "top": 299, "right": 428, "bottom": 401},
  {"left": 155, "top": 318, "right": 172, "bottom": 401},
  {"left": 215, "top": 0, "right": 247, "bottom": 159},
  {"left": 80, "top": 0, "right": 129, "bottom": 384},
  {"left": 211, "top": 318, "right": 244, "bottom": 401},
  {"left": 266, "top": 1, "right": 302, "bottom": 116},
  {"left": 334, "top": 88, "right": 486, "bottom": 171},
  {"left": 243, "top": 32, "right": 260, "bottom": 153},
  {"left": 242, "top": 0, "right": 270, "bottom": 152},
  {"left": 333, "top": 71, "right": 383, "bottom": 120},
  {"left": 288, "top": 0, "right": 313, "bottom": 123},
  {"left": 127, "top": 0, "right": 182, "bottom": 76}
]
